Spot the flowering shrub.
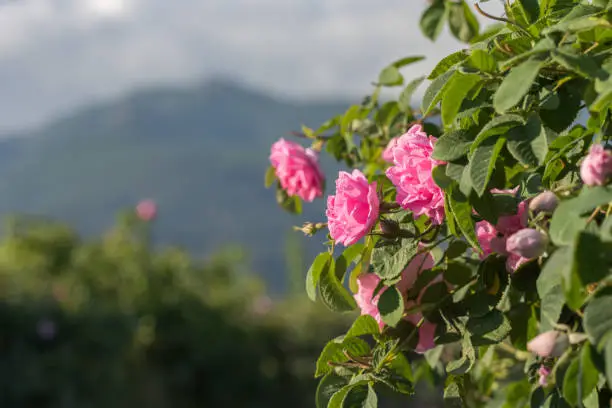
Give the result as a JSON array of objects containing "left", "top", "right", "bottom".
[{"left": 266, "top": 0, "right": 612, "bottom": 406}]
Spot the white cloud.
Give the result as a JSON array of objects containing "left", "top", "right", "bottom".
[{"left": 0, "top": 0, "right": 505, "bottom": 131}]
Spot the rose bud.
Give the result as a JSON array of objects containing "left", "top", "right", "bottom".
[
  {"left": 580, "top": 144, "right": 612, "bottom": 186},
  {"left": 527, "top": 331, "right": 569, "bottom": 358},
  {"left": 529, "top": 191, "right": 559, "bottom": 214},
  {"left": 506, "top": 228, "right": 548, "bottom": 259}
]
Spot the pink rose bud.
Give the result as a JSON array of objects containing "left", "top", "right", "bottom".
[
  {"left": 538, "top": 365, "right": 551, "bottom": 387},
  {"left": 527, "top": 331, "right": 569, "bottom": 358},
  {"left": 326, "top": 169, "right": 379, "bottom": 246},
  {"left": 529, "top": 191, "right": 559, "bottom": 214},
  {"left": 136, "top": 200, "right": 157, "bottom": 221},
  {"left": 506, "top": 228, "right": 548, "bottom": 259},
  {"left": 580, "top": 144, "right": 612, "bottom": 186},
  {"left": 385, "top": 125, "right": 445, "bottom": 225},
  {"left": 269, "top": 139, "right": 325, "bottom": 202}
]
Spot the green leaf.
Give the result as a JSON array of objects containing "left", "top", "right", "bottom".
[
  {"left": 448, "top": 184, "right": 480, "bottom": 250},
  {"left": 433, "top": 129, "right": 476, "bottom": 161},
  {"left": 443, "top": 375, "right": 465, "bottom": 407},
  {"left": 432, "top": 165, "right": 454, "bottom": 190},
  {"left": 371, "top": 239, "right": 419, "bottom": 280},
  {"left": 494, "top": 58, "right": 544, "bottom": 113},
  {"left": 422, "top": 69, "right": 456, "bottom": 115},
  {"left": 445, "top": 241, "right": 470, "bottom": 260},
  {"left": 346, "top": 315, "right": 381, "bottom": 339},
  {"left": 550, "top": 186, "right": 612, "bottom": 245},
  {"left": 563, "top": 345, "right": 598, "bottom": 407},
  {"left": 398, "top": 76, "right": 426, "bottom": 112},
  {"left": 420, "top": 0, "right": 446, "bottom": 41},
  {"left": 264, "top": 166, "right": 276, "bottom": 188},
  {"left": 470, "top": 136, "right": 506, "bottom": 196},
  {"left": 584, "top": 286, "right": 612, "bottom": 346},
  {"left": 315, "top": 337, "right": 370, "bottom": 377},
  {"left": 392, "top": 56, "right": 426, "bottom": 68},
  {"left": 428, "top": 50, "right": 468, "bottom": 80},
  {"left": 470, "top": 114, "right": 526, "bottom": 153},
  {"left": 552, "top": 50, "right": 607, "bottom": 79},
  {"left": 316, "top": 374, "right": 348, "bottom": 408},
  {"left": 319, "top": 258, "right": 357, "bottom": 312},
  {"left": 468, "top": 49, "right": 496, "bottom": 73},
  {"left": 467, "top": 309, "right": 511, "bottom": 346},
  {"left": 342, "top": 384, "right": 378, "bottom": 408},
  {"left": 573, "top": 231, "right": 608, "bottom": 286},
  {"left": 537, "top": 248, "right": 570, "bottom": 332},
  {"left": 378, "top": 286, "right": 404, "bottom": 327},
  {"left": 378, "top": 66, "right": 403, "bottom": 87},
  {"left": 506, "top": 114, "right": 548, "bottom": 167},
  {"left": 444, "top": 260, "right": 476, "bottom": 285},
  {"left": 447, "top": 1, "right": 479, "bottom": 43},
  {"left": 604, "top": 336, "right": 612, "bottom": 388},
  {"left": 306, "top": 252, "right": 333, "bottom": 301},
  {"left": 441, "top": 73, "right": 482, "bottom": 126}
]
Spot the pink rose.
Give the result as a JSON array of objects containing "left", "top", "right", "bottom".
[
  {"left": 527, "top": 331, "right": 569, "bottom": 358},
  {"left": 136, "top": 199, "right": 157, "bottom": 221},
  {"left": 580, "top": 144, "right": 612, "bottom": 186},
  {"left": 506, "top": 228, "right": 548, "bottom": 259},
  {"left": 269, "top": 138, "right": 325, "bottom": 202},
  {"left": 506, "top": 253, "right": 530, "bottom": 273},
  {"left": 326, "top": 170, "right": 379, "bottom": 246},
  {"left": 496, "top": 200, "right": 528, "bottom": 236},
  {"left": 385, "top": 125, "right": 445, "bottom": 225},
  {"left": 353, "top": 250, "right": 437, "bottom": 353},
  {"left": 476, "top": 221, "right": 507, "bottom": 257},
  {"left": 538, "top": 365, "right": 551, "bottom": 387},
  {"left": 382, "top": 137, "right": 400, "bottom": 163}
]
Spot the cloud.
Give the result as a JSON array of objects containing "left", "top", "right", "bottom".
[{"left": 0, "top": 0, "right": 504, "bottom": 131}]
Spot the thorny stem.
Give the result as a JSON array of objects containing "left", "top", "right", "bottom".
[
  {"left": 586, "top": 206, "right": 601, "bottom": 225},
  {"left": 474, "top": 3, "right": 535, "bottom": 39},
  {"left": 584, "top": 42, "right": 599, "bottom": 55}
]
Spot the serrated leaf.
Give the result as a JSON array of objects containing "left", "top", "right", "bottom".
[
  {"left": 428, "top": 50, "right": 468, "bottom": 80},
  {"left": 470, "top": 136, "right": 506, "bottom": 196},
  {"left": 553, "top": 50, "right": 607, "bottom": 79},
  {"left": 584, "top": 287, "right": 612, "bottom": 346},
  {"left": 447, "top": 1, "right": 479, "bottom": 43},
  {"left": 342, "top": 384, "right": 378, "bottom": 408},
  {"left": 448, "top": 184, "right": 480, "bottom": 250},
  {"left": 315, "top": 338, "right": 370, "bottom": 377},
  {"left": 441, "top": 73, "right": 482, "bottom": 126},
  {"left": 371, "top": 239, "right": 419, "bottom": 280},
  {"left": 468, "top": 49, "right": 496, "bottom": 73},
  {"left": 537, "top": 247, "right": 570, "bottom": 332},
  {"left": 379, "top": 286, "right": 404, "bottom": 327},
  {"left": 422, "top": 70, "right": 456, "bottom": 115},
  {"left": 316, "top": 374, "right": 348, "bottom": 408},
  {"left": 494, "top": 58, "right": 544, "bottom": 113},
  {"left": 346, "top": 315, "right": 381, "bottom": 338},
  {"left": 420, "top": 0, "right": 447, "bottom": 41},
  {"left": 467, "top": 309, "right": 511, "bottom": 346},
  {"left": 306, "top": 252, "right": 333, "bottom": 301},
  {"left": 319, "top": 258, "right": 357, "bottom": 312},
  {"left": 378, "top": 66, "right": 403, "bottom": 87},
  {"left": 398, "top": 76, "right": 426, "bottom": 112},
  {"left": 470, "top": 114, "right": 526, "bottom": 153},
  {"left": 506, "top": 114, "right": 548, "bottom": 167},
  {"left": 433, "top": 129, "right": 476, "bottom": 161}
]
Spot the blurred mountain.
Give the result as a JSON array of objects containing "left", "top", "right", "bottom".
[{"left": 0, "top": 78, "right": 349, "bottom": 293}]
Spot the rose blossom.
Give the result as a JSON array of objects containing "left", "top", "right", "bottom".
[
  {"left": 354, "top": 250, "right": 437, "bottom": 353},
  {"left": 506, "top": 228, "right": 548, "bottom": 259},
  {"left": 527, "top": 331, "right": 569, "bottom": 358},
  {"left": 385, "top": 125, "right": 445, "bottom": 225},
  {"left": 382, "top": 137, "right": 400, "bottom": 163},
  {"left": 496, "top": 200, "right": 528, "bottom": 236},
  {"left": 476, "top": 221, "right": 508, "bottom": 257},
  {"left": 326, "top": 170, "right": 379, "bottom": 246},
  {"left": 269, "top": 138, "right": 325, "bottom": 202},
  {"left": 580, "top": 144, "right": 612, "bottom": 186},
  {"left": 136, "top": 199, "right": 157, "bottom": 221}
]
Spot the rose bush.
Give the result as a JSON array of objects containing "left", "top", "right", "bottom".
[{"left": 265, "top": 0, "right": 612, "bottom": 406}]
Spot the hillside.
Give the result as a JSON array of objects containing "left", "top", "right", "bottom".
[{"left": 0, "top": 79, "right": 349, "bottom": 293}]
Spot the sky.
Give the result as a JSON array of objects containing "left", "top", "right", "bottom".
[{"left": 0, "top": 0, "right": 504, "bottom": 132}]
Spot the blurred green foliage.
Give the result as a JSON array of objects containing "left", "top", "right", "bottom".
[{"left": 0, "top": 211, "right": 353, "bottom": 408}]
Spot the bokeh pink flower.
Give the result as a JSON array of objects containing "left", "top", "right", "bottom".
[
  {"left": 385, "top": 125, "right": 445, "bottom": 225},
  {"left": 580, "top": 144, "right": 612, "bottom": 186},
  {"left": 326, "top": 169, "right": 379, "bottom": 246},
  {"left": 269, "top": 138, "right": 325, "bottom": 202},
  {"left": 353, "top": 250, "right": 437, "bottom": 353},
  {"left": 527, "top": 331, "right": 568, "bottom": 358},
  {"left": 538, "top": 365, "right": 551, "bottom": 387},
  {"left": 506, "top": 228, "right": 548, "bottom": 259},
  {"left": 136, "top": 199, "right": 157, "bottom": 221}
]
